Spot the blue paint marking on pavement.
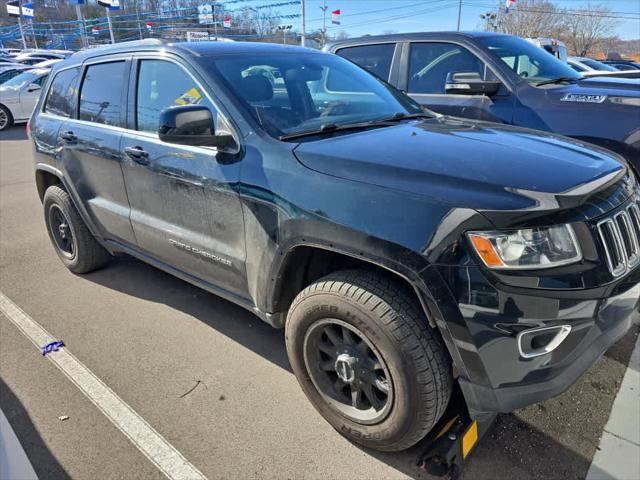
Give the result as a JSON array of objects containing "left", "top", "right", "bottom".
[{"left": 41, "top": 340, "right": 65, "bottom": 356}]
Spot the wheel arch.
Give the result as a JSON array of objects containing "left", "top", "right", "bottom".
[
  {"left": 35, "top": 165, "right": 64, "bottom": 201},
  {"left": 34, "top": 164, "right": 114, "bottom": 254},
  {"left": 268, "top": 243, "right": 435, "bottom": 328},
  {"left": 267, "top": 241, "right": 470, "bottom": 383}
]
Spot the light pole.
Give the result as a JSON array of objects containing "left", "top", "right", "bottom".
[
  {"left": 278, "top": 24, "right": 292, "bottom": 44},
  {"left": 456, "top": 0, "right": 462, "bottom": 31},
  {"left": 17, "top": 0, "right": 27, "bottom": 49},
  {"left": 106, "top": 7, "right": 115, "bottom": 44},
  {"left": 480, "top": 12, "right": 497, "bottom": 32},
  {"left": 75, "top": 3, "right": 88, "bottom": 48},
  {"left": 300, "top": 0, "right": 306, "bottom": 47},
  {"left": 320, "top": 0, "right": 328, "bottom": 46}
]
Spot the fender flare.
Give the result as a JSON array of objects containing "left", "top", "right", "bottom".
[
  {"left": 266, "top": 237, "right": 470, "bottom": 380},
  {"left": 34, "top": 163, "right": 114, "bottom": 253}
]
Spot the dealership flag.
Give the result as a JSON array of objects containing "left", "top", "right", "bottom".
[
  {"left": 6, "top": 0, "right": 20, "bottom": 17},
  {"left": 331, "top": 9, "right": 341, "bottom": 25},
  {"left": 97, "top": 0, "right": 120, "bottom": 10},
  {"left": 223, "top": 15, "right": 232, "bottom": 29},
  {"left": 146, "top": 21, "right": 153, "bottom": 31},
  {"left": 22, "top": 2, "right": 34, "bottom": 18},
  {"left": 505, "top": 0, "right": 516, "bottom": 13},
  {"left": 92, "top": 26, "right": 100, "bottom": 35}
]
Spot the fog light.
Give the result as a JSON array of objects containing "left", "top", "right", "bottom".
[{"left": 517, "top": 325, "right": 572, "bottom": 359}]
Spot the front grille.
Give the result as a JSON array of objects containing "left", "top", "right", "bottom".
[{"left": 597, "top": 201, "right": 640, "bottom": 277}]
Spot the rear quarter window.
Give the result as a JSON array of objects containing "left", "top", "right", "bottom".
[
  {"left": 334, "top": 43, "right": 395, "bottom": 81},
  {"left": 79, "top": 61, "right": 126, "bottom": 127},
  {"left": 44, "top": 67, "right": 80, "bottom": 118}
]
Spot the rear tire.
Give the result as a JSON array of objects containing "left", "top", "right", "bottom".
[
  {"left": 286, "top": 270, "right": 452, "bottom": 451},
  {"left": 0, "top": 105, "right": 13, "bottom": 131},
  {"left": 43, "top": 185, "right": 111, "bottom": 274}
]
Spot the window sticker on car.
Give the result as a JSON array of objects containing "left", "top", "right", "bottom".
[{"left": 175, "top": 87, "right": 203, "bottom": 106}]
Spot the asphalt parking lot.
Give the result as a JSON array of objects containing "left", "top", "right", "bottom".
[{"left": 1, "top": 124, "right": 638, "bottom": 480}]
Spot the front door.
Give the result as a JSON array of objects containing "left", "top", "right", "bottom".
[
  {"left": 402, "top": 42, "right": 513, "bottom": 123},
  {"left": 120, "top": 57, "right": 247, "bottom": 298}
]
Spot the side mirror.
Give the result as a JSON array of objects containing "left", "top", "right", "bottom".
[
  {"left": 27, "top": 83, "right": 41, "bottom": 93},
  {"left": 445, "top": 72, "right": 502, "bottom": 96},
  {"left": 158, "top": 105, "right": 234, "bottom": 149}
]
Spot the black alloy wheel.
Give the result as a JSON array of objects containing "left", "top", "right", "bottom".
[
  {"left": 303, "top": 318, "right": 393, "bottom": 424},
  {"left": 48, "top": 204, "right": 76, "bottom": 259}
]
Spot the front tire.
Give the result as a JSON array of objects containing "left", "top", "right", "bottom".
[
  {"left": 43, "top": 185, "right": 111, "bottom": 273},
  {"left": 286, "top": 270, "right": 452, "bottom": 451},
  {"left": 0, "top": 105, "right": 13, "bottom": 131}
]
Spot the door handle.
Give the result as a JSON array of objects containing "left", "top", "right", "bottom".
[
  {"left": 124, "top": 146, "right": 150, "bottom": 165},
  {"left": 60, "top": 131, "right": 77, "bottom": 143}
]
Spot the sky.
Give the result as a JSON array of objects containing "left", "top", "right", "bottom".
[{"left": 270, "top": 0, "right": 640, "bottom": 40}]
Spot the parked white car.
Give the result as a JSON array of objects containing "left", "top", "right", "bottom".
[
  {"left": 0, "top": 68, "right": 50, "bottom": 131},
  {"left": 567, "top": 56, "right": 640, "bottom": 78},
  {"left": 32, "top": 58, "right": 63, "bottom": 69},
  {"left": 0, "top": 64, "right": 33, "bottom": 85}
]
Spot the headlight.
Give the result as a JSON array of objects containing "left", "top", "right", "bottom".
[{"left": 468, "top": 225, "right": 582, "bottom": 269}]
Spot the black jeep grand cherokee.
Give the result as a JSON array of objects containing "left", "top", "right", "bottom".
[{"left": 31, "top": 40, "right": 639, "bottom": 452}]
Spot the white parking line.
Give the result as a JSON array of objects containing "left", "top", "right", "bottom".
[{"left": 0, "top": 291, "right": 207, "bottom": 480}]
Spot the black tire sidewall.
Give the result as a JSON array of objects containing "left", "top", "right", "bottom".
[
  {"left": 0, "top": 105, "right": 13, "bottom": 131},
  {"left": 286, "top": 290, "right": 426, "bottom": 450}
]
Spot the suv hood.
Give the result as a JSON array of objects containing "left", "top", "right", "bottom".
[
  {"left": 554, "top": 77, "right": 640, "bottom": 96},
  {"left": 293, "top": 117, "right": 631, "bottom": 220}
]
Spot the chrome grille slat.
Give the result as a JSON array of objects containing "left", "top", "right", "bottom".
[{"left": 597, "top": 200, "right": 640, "bottom": 277}]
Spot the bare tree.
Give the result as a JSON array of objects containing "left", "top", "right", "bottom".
[
  {"left": 496, "top": 0, "right": 564, "bottom": 38},
  {"left": 563, "top": 4, "right": 618, "bottom": 56},
  {"left": 332, "top": 31, "right": 350, "bottom": 41}
]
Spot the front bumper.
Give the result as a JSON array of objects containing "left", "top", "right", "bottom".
[{"left": 433, "top": 264, "right": 639, "bottom": 416}]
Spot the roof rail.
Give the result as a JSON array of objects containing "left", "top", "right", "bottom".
[
  {"left": 112, "top": 38, "right": 168, "bottom": 47},
  {"left": 70, "top": 38, "right": 169, "bottom": 58}
]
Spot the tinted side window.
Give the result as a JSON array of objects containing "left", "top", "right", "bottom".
[
  {"left": 335, "top": 44, "right": 395, "bottom": 81},
  {"left": 79, "top": 62, "right": 125, "bottom": 127},
  {"left": 408, "top": 43, "right": 485, "bottom": 94},
  {"left": 44, "top": 67, "right": 80, "bottom": 118},
  {"left": 136, "top": 60, "right": 215, "bottom": 133}
]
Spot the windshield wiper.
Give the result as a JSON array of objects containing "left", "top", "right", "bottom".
[
  {"left": 279, "top": 113, "right": 432, "bottom": 141},
  {"left": 375, "top": 112, "right": 434, "bottom": 123},
  {"left": 535, "top": 76, "right": 580, "bottom": 87},
  {"left": 280, "top": 120, "right": 391, "bottom": 141}
]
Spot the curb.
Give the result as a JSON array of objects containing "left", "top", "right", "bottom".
[{"left": 586, "top": 333, "right": 640, "bottom": 480}]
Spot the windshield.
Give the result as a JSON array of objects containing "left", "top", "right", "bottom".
[
  {"left": 479, "top": 35, "right": 581, "bottom": 85},
  {"left": 581, "top": 59, "right": 617, "bottom": 71},
  {"left": 205, "top": 52, "right": 423, "bottom": 138},
  {"left": 2, "top": 70, "right": 41, "bottom": 89}
]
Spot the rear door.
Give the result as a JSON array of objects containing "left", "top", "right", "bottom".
[
  {"left": 32, "top": 66, "right": 81, "bottom": 166},
  {"left": 17, "top": 71, "right": 48, "bottom": 119},
  {"left": 401, "top": 41, "right": 513, "bottom": 123},
  {"left": 120, "top": 56, "right": 247, "bottom": 297},
  {"left": 57, "top": 56, "right": 136, "bottom": 245}
]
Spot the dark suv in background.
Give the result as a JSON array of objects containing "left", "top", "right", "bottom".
[
  {"left": 327, "top": 32, "right": 640, "bottom": 175},
  {"left": 30, "top": 40, "right": 640, "bottom": 452}
]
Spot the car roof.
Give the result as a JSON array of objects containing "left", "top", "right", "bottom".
[
  {"left": 0, "top": 64, "right": 30, "bottom": 71},
  {"left": 20, "top": 68, "right": 50, "bottom": 76},
  {"left": 325, "top": 30, "right": 504, "bottom": 49},
  {"left": 67, "top": 39, "right": 322, "bottom": 65}
]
